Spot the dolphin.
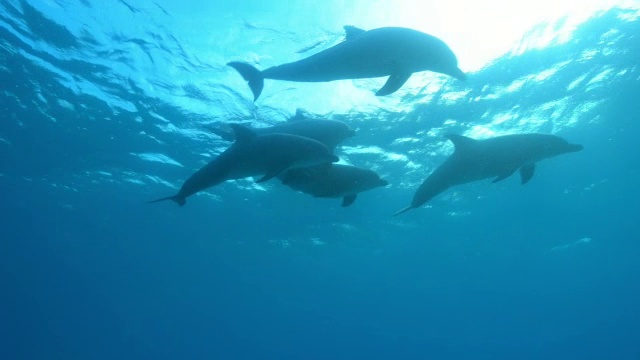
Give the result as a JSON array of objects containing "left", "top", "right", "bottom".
[
  {"left": 208, "top": 109, "right": 356, "bottom": 150},
  {"left": 280, "top": 164, "right": 389, "bottom": 207},
  {"left": 148, "top": 125, "right": 339, "bottom": 206},
  {"left": 394, "top": 133, "right": 584, "bottom": 215},
  {"left": 228, "top": 26, "right": 465, "bottom": 101}
]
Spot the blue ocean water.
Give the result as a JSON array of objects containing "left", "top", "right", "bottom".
[{"left": 2, "top": 1, "right": 640, "bottom": 359}]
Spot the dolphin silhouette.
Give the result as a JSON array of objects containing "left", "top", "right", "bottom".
[
  {"left": 148, "top": 125, "right": 339, "bottom": 206},
  {"left": 228, "top": 26, "right": 465, "bottom": 101},
  {"left": 208, "top": 109, "right": 355, "bottom": 150},
  {"left": 394, "top": 133, "right": 583, "bottom": 215},
  {"left": 281, "top": 164, "right": 389, "bottom": 207}
]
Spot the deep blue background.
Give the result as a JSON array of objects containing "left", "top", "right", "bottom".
[{"left": 2, "top": 3, "right": 640, "bottom": 360}]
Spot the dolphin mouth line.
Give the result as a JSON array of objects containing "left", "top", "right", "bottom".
[
  {"left": 451, "top": 67, "right": 467, "bottom": 81},
  {"left": 568, "top": 144, "right": 584, "bottom": 152}
]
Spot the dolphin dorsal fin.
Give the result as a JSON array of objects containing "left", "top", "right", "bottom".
[
  {"left": 229, "top": 124, "right": 257, "bottom": 144},
  {"left": 289, "top": 108, "right": 306, "bottom": 122},
  {"left": 344, "top": 26, "right": 366, "bottom": 41},
  {"left": 446, "top": 134, "right": 478, "bottom": 153}
]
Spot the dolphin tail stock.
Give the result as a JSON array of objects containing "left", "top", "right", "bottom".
[
  {"left": 393, "top": 205, "right": 414, "bottom": 216},
  {"left": 228, "top": 62, "right": 264, "bottom": 101},
  {"left": 146, "top": 194, "right": 186, "bottom": 207}
]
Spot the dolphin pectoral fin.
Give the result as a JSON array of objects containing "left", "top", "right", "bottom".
[
  {"left": 228, "top": 62, "right": 264, "bottom": 101},
  {"left": 278, "top": 169, "right": 293, "bottom": 184},
  {"left": 257, "top": 172, "right": 279, "bottom": 183},
  {"left": 493, "top": 169, "right": 517, "bottom": 183},
  {"left": 147, "top": 194, "right": 186, "bottom": 207},
  {"left": 393, "top": 205, "right": 414, "bottom": 216},
  {"left": 520, "top": 163, "right": 536, "bottom": 184},
  {"left": 257, "top": 165, "right": 289, "bottom": 183},
  {"left": 342, "top": 194, "right": 357, "bottom": 207},
  {"left": 376, "top": 71, "right": 412, "bottom": 96}
]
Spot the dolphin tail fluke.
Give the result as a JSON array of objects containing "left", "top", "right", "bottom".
[
  {"left": 228, "top": 62, "right": 264, "bottom": 101},
  {"left": 147, "top": 194, "right": 186, "bottom": 207},
  {"left": 393, "top": 205, "right": 414, "bottom": 216}
]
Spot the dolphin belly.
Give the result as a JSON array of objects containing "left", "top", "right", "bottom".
[{"left": 262, "top": 53, "right": 392, "bottom": 82}]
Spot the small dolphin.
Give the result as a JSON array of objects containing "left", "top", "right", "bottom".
[
  {"left": 228, "top": 26, "right": 465, "bottom": 101},
  {"left": 148, "top": 125, "right": 339, "bottom": 206},
  {"left": 208, "top": 109, "right": 356, "bottom": 150},
  {"left": 281, "top": 164, "right": 389, "bottom": 207},
  {"left": 394, "top": 133, "right": 583, "bottom": 215}
]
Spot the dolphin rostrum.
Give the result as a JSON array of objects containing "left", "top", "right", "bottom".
[
  {"left": 228, "top": 26, "right": 465, "bottom": 101},
  {"left": 394, "top": 133, "right": 584, "bottom": 215},
  {"left": 280, "top": 164, "right": 389, "bottom": 207},
  {"left": 208, "top": 109, "right": 356, "bottom": 150},
  {"left": 148, "top": 125, "right": 339, "bottom": 206}
]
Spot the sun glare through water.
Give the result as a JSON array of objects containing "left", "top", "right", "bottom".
[{"left": 335, "top": 0, "right": 639, "bottom": 72}]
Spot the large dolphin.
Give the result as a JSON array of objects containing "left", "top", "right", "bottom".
[
  {"left": 208, "top": 109, "right": 356, "bottom": 150},
  {"left": 394, "top": 133, "right": 584, "bottom": 215},
  {"left": 148, "top": 125, "right": 339, "bottom": 206},
  {"left": 280, "top": 164, "right": 389, "bottom": 207},
  {"left": 228, "top": 26, "right": 465, "bottom": 101}
]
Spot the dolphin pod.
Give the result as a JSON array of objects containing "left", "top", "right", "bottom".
[
  {"left": 228, "top": 26, "right": 465, "bottom": 101},
  {"left": 149, "top": 25, "right": 585, "bottom": 214},
  {"left": 394, "top": 134, "right": 584, "bottom": 216}
]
